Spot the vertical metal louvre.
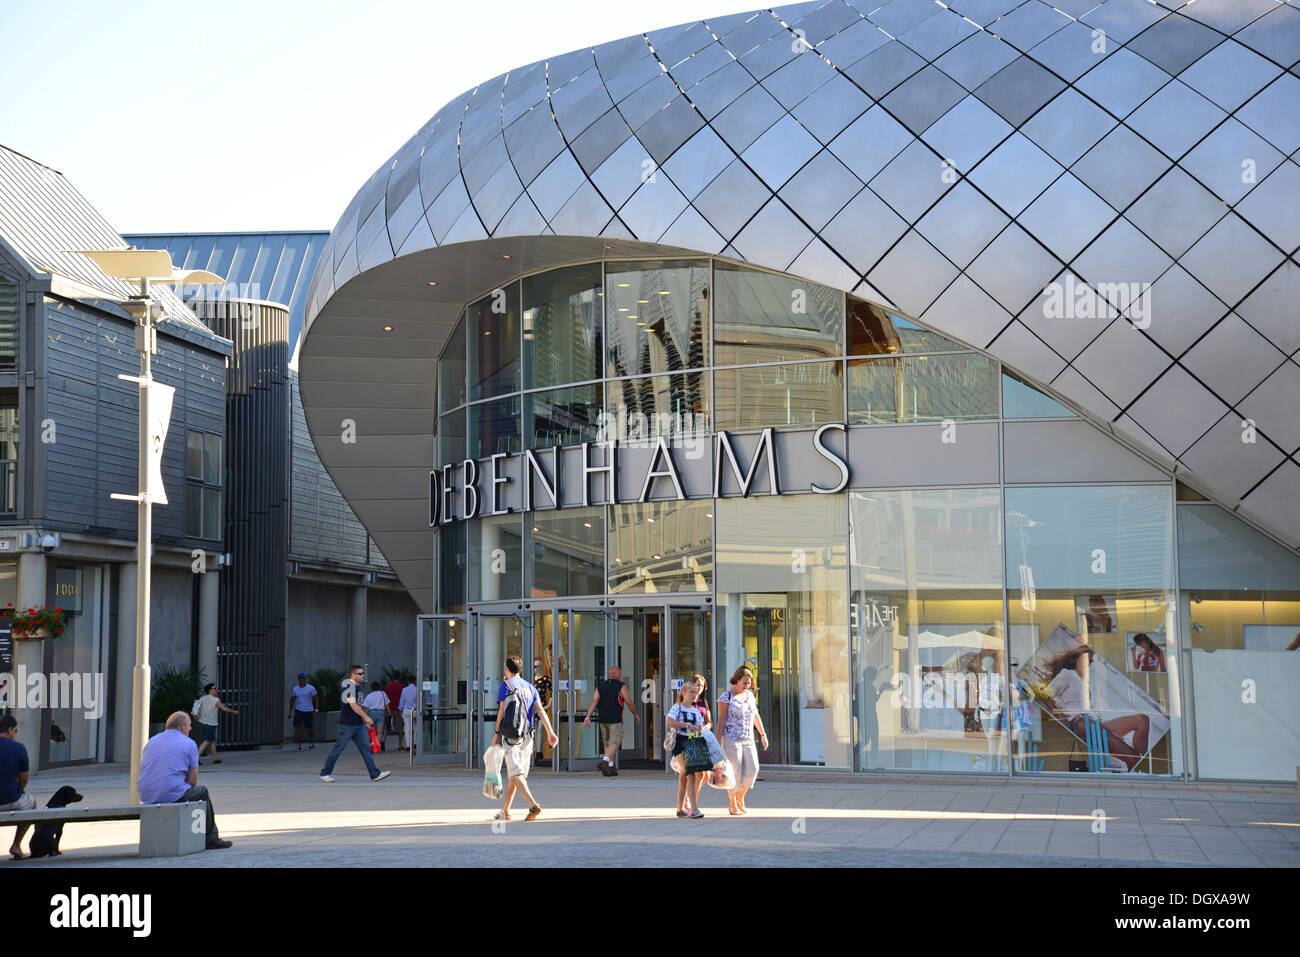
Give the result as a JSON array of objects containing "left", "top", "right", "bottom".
[{"left": 198, "top": 298, "right": 290, "bottom": 747}]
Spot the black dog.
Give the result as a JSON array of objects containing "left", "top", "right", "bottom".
[{"left": 28, "top": 786, "right": 83, "bottom": 858}]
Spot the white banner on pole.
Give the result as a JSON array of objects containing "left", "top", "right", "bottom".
[{"left": 148, "top": 381, "right": 175, "bottom": 505}]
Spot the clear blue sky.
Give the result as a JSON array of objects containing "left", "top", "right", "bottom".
[{"left": 1, "top": 0, "right": 747, "bottom": 233}]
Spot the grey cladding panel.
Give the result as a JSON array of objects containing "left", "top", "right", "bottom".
[{"left": 1003, "top": 419, "right": 1168, "bottom": 483}]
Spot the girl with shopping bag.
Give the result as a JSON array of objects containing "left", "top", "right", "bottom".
[{"left": 666, "top": 681, "right": 712, "bottom": 818}]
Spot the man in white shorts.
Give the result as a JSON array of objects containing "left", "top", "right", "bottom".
[{"left": 492, "top": 655, "right": 558, "bottom": 822}]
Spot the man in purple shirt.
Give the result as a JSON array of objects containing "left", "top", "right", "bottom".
[{"left": 137, "top": 711, "right": 231, "bottom": 849}]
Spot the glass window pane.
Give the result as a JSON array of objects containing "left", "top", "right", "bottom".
[
  {"left": 1002, "top": 372, "right": 1074, "bottom": 418},
  {"left": 715, "top": 360, "right": 843, "bottom": 431},
  {"left": 716, "top": 495, "right": 850, "bottom": 768},
  {"left": 851, "top": 489, "right": 1005, "bottom": 772},
  {"left": 467, "top": 282, "right": 520, "bottom": 400},
  {"left": 438, "top": 317, "right": 467, "bottom": 412},
  {"left": 204, "top": 433, "right": 222, "bottom": 485},
  {"left": 523, "top": 264, "right": 602, "bottom": 389},
  {"left": 469, "top": 514, "right": 523, "bottom": 601},
  {"left": 847, "top": 295, "right": 900, "bottom": 356},
  {"left": 608, "top": 499, "right": 712, "bottom": 595},
  {"left": 605, "top": 260, "right": 710, "bottom": 378},
  {"left": 850, "top": 354, "right": 997, "bottom": 423},
  {"left": 187, "top": 431, "right": 203, "bottom": 480},
  {"left": 186, "top": 484, "right": 202, "bottom": 538},
  {"left": 0, "top": 406, "right": 18, "bottom": 459},
  {"left": 203, "top": 487, "right": 221, "bottom": 541},
  {"left": 891, "top": 317, "right": 968, "bottom": 353},
  {"left": 1005, "top": 486, "right": 1180, "bottom": 776},
  {"left": 604, "top": 373, "right": 710, "bottom": 443},
  {"left": 528, "top": 507, "right": 604, "bottom": 598},
  {"left": 1177, "top": 504, "right": 1300, "bottom": 781},
  {"left": 468, "top": 396, "right": 521, "bottom": 458},
  {"left": 526, "top": 383, "right": 603, "bottom": 448},
  {"left": 436, "top": 408, "right": 466, "bottom": 465},
  {"left": 714, "top": 262, "right": 843, "bottom": 366},
  {"left": 437, "top": 524, "right": 467, "bottom": 614}
]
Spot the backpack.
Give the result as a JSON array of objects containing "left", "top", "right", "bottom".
[{"left": 499, "top": 681, "right": 532, "bottom": 745}]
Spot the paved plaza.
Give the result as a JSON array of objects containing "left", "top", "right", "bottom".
[{"left": 6, "top": 748, "right": 1297, "bottom": 867}]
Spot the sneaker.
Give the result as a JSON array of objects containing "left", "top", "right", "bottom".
[
  {"left": 610, "top": 767, "right": 618, "bottom": 776},
  {"left": 676, "top": 809, "right": 689, "bottom": 817},
  {"left": 205, "top": 838, "right": 233, "bottom": 850},
  {"left": 599, "top": 761, "right": 613, "bottom": 776},
  {"left": 212, "top": 759, "right": 222, "bottom": 764},
  {"left": 372, "top": 770, "right": 391, "bottom": 782},
  {"left": 295, "top": 745, "right": 301, "bottom": 752},
  {"left": 309, "top": 743, "right": 315, "bottom": 750},
  {"left": 690, "top": 809, "right": 704, "bottom": 819},
  {"left": 319, "top": 775, "right": 334, "bottom": 782}
]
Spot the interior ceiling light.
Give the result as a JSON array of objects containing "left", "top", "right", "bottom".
[
  {"left": 658, "top": 290, "right": 670, "bottom": 295},
  {"left": 383, "top": 325, "right": 393, "bottom": 331},
  {"left": 428, "top": 281, "right": 438, "bottom": 286},
  {"left": 501, "top": 254, "right": 511, "bottom": 260}
]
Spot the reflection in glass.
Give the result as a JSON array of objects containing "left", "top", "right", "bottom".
[
  {"left": 187, "top": 431, "right": 203, "bottom": 479},
  {"left": 467, "top": 282, "right": 520, "bottom": 400},
  {"left": 715, "top": 360, "right": 843, "bottom": 431},
  {"left": 848, "top": 354, "right": 997, "bottom": 423},
  {"left": 604, "top": 373, "right": 710, "bottom": 442},
  {"left": 478, "top": 616, "right": 526, "bottom": 757},
  {"left": 469, "top": 514, "right": 523, "bottom": 601},
  {"left": 716, "top": 495, "right": 850, "bottom": 768},
  {"left": 1005, "top": 486, "right": 1179, "bottom": 776},
  {"left": 606, "top": 260, "right": 709, "bottom": 378},
  {"left": 1002, "top": 372, "right": 1074, "bottom": 419},
  {"left": 204, "top": 434, "right": 221, "bottom": 485},
  {"left": 419, "top": 617, "right": 467, "bottom": 757},
  {"left": 436, "top": 408, "right": 466, "bottom": 465},
  {"left": 529, "top": 506, "right": 604, "bottom": 598},
  {"left": 850, "top": 490, "right": 1005, "bottom": 772},
  {"left": 556, "top": 611, "right": 604, "bottom": 763},
  {"left": 714, "top": 262, "right": 842, "bottom": 366},
  {"left": 523, "top": 264, "right": 602, "bottom": 389},
  {"left": 468, "top": 396, "right": 521, "bottom": 458},
  {"left": 608, "top": 499, "right": 712, "bottom": 594},
  {"left": 526, "top": 384, "right": 603, "bottom": 448},
  {"left": 1177, "top": 504, "right": 1300, "bottom": 781},
  {"left": 438, "top": 317, "right": 467, "bottom": 412}
]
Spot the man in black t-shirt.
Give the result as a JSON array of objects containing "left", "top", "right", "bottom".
[{"left": 583, "top": 666, "right": 639, "bottom": 776}]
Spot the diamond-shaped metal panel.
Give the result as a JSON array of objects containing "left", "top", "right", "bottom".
[{"left": 1182, "top": 312, "right": 1286, "bottom": 404}]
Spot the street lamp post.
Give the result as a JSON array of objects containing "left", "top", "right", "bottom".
[{"left": 71, "top": 250, "right": 221, "bottom": 802}]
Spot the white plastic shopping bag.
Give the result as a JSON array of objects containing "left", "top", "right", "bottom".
[
  {"left": 700, "top": 728, "right": 725, "bottom": 766},
  {"left": 482, "top": 744, "right": 505, "bottom": 799},
  {"left": 706, "top": 760, "right": 736, "bottom": 790}
]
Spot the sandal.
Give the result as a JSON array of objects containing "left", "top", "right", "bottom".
[
  {"left": 494, "top": 810, "right": 511, "bottom": 821},
  {"left": 525, "top": 805, "right": 542, "bottom": 821}
]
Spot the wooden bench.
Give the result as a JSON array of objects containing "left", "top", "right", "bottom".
[{"left": 0, "top": 801, "right": 207, "bottom": 858}]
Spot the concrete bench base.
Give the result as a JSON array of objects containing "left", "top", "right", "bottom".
[{"left": 0, "top": 801, "right": 207, "bottom": 858}]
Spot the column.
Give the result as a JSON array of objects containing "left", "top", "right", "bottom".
[
  {"left": 112, "top": 562, "right": 137, "bottom": 764},
  {"left": 14, "top": 552, "right": 45, "bottom": 768},
  {"left": 349, "top": 583, "right": 367, "bottom": 669},
  {"left": 198, "top": 566, "right": 219, "bottom": 686}
]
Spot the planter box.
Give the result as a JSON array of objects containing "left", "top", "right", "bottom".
[{"left": 14, "top": 628, "right": 51, "bottom": 639}]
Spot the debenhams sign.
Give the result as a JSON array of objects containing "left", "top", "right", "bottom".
[{"left": 430, "top": 425, "right": 851, "bottom": 526}]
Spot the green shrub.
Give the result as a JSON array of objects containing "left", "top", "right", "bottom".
[
  {"left": 381, "top": 664, "right": 417, "bottom": 685},
  {"left": 309, "top": 668, "right": 345, "bottom": 711},
  {"left": 150, "top": 664, "right": 206, "bottom": 725}
]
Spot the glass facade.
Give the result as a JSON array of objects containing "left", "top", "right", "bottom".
[{"left": 428, "top": 258, "right": 1300, "bottom": 781}]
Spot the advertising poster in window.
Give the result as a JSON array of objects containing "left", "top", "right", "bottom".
[{"left": 1018, "top": 624, "right": 1171, "bottom": 771}]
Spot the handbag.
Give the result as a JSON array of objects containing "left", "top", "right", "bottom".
[
  {"left": 683, "top": 732, "right": 712, "bottom": 774},
  {"left": 367, "top": 725, "right": 382, "bottom": 753}
]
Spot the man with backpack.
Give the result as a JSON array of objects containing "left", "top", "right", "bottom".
[{"left": 492, "top": 655, "right": 558, "bottom": 822}]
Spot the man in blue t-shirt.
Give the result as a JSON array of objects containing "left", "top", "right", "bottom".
[
  {"left": 0, "top": 714, "right": 34, "bottom": 859},
  {"left": 492, "top": 655, "right": 558, "bottom": 822}
]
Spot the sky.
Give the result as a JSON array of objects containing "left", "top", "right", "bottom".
[{"left": 0, "top": 0, "right": 749, "bottom": 234}]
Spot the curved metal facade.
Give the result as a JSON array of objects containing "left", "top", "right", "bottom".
[{"left": 301, "top": 1, "right": 1300, "bottom": 608}]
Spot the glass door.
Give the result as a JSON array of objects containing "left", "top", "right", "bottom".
[
  {"left": 415, "top": 615, "right": 468, "bottom": 765},
  {"left": 662, "top": 605, "right": 713, "bottom": 771},
  {"left": 553, "top": 608, "right": 606, "bottom": 771},
  {"left": 471, "top": 611, "right": 527, "bottom": 768}
]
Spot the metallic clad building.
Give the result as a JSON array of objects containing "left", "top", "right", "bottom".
[{"left": 299, "top": 3, "right": 1300, "bottom": 780}]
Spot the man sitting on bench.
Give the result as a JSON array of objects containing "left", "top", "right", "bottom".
[
  {"left": 0, "top": 714, "right": 35, "bottom": 859},
  {"left": 137, "top": 711, "right": 232, "bottom": 850}
]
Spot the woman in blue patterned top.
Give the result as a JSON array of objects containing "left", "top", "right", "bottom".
[{"left": 715, "top": 666, "right": 768, "bottom": 815}]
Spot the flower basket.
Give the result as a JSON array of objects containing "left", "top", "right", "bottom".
[{"left": 9, "top": 605, "right": 67, "bottom": 639}]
